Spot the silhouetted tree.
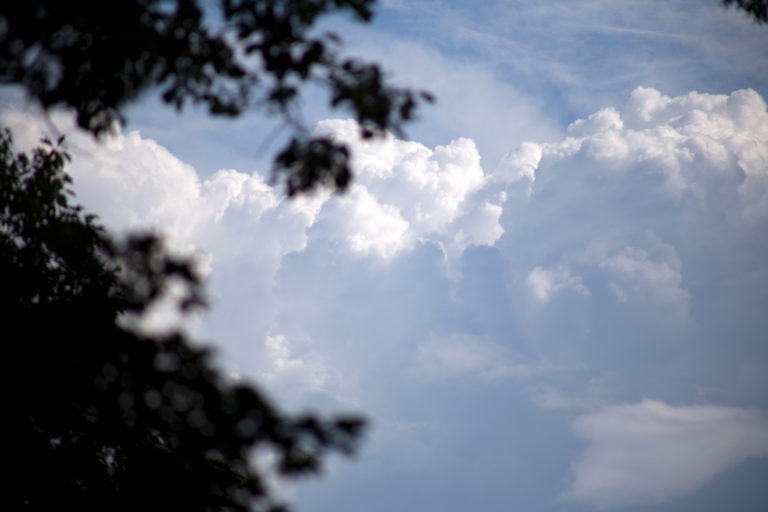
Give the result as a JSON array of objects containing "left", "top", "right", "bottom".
[
  {"left": 0, "top": 0, "right": 432, "bottom": 194},
  {"left": 1, "top": 2, "right": 410, "bottom": 510},
  {"left": 1, "top": 128, "right": 364, "bottom": 511},
  {"left": 722, "top": 0, "right": 767, "bottom": 23}
]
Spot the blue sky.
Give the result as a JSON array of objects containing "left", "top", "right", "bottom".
[{"left": 2, "top": 1, "right": 768, "bottom": 510}]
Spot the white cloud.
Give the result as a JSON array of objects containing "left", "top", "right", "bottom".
[
  {"left": 0, "top": 109, "right": 313, "bottom": 256},
  {"left": 494, "top": 141, "right": 542, "bottom": 185},
  {"left": 565, "top": 400, "right": 768, "bottom": 508},
  {"left": 0, "top": 110, "right": 500, "bottom": 270},
  {"left": 0, "top": 106, "right": 507, "bottom": 381},
  {"left": 338, "top": 185, "right": 410, "bottom": 259},
  {"left": 600, "top": 245, "right": 690, "bottom": 320},
  {"left": 259, "top": 333, "right": 340, "bottom": 406},
  {"left": 494, "top": 86, "right": 768, "bottom": 338},
  {"left": 315, "top": 119, "right": 499, "bottom": 265},
  {"left": 4, "top": 83, "right": 768, "bottom": 511},
  {"left": 497, "top": 87, "right": 768, "bottom": 220},
  {"left": 526, "top": 264, "right": 590, "bottom": 304}
]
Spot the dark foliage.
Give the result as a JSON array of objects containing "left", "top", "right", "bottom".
[
  {"left": 722, "top": 0, "right": 768, "bottom": 23},
  {"left": 1, "top": 129, "right": 365, "bottom": 511},
  {"left": 0, "top": 0, "right": 432, "bottom": 194}
]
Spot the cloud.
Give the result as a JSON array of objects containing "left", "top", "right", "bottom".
[
  {"left": 315, "top": 119, "right": 500, "bottom": 265},
  {"left": 323, "top": 22, "right": 561, "bottom": 168},
  {"left": 0, "top": 109, "right": 500, "bottom": 264},
  {"left": 600, "top": 245, "right": 689, "bottom": 320},
  {"left": 495, "top": 86, "right": 768, "bottom": 335},
  {"left": 499, "top": 87, "right": 768, "bottom": 222},
  {"left": 0, "top": 105, "right": 505, "bottom": 387},
  {"left": 526, "top": 264, "right": 590, "bottom": 304},
  {"left": 335, "top": 185, "right": 411, "bottom": 259},
  {"left": 494, "top": 141, "right": 542, "bottom": 186},
  {"left": 0, "top": 108, "right": 314, "bottom": 256},
  {"left": 259, "top": 333, "right": 342, "bottom": 408},
  {"left": 4, "top": 83, "right": 768, "bottom": 511},
  {"left": 415, "top": 333, "right": 531, "bottom": 381},
  {"left": 564, "top": 400, "right": 768, "bottom": 508}
]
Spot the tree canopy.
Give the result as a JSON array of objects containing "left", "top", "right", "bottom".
[
  {"left": 1, "top": 128, "right": 364, "bottom": 511},
  {"left": 0, "top": 0, "right": 432, "bottom": 194},
  {"left": 1, "top": 2, "right": 405, "bottom": 510},
  {"left": 722, "top": 0, "right": 768, "bottom": 23}
]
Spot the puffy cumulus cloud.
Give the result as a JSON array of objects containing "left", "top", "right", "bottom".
[
  {"left": 488, "top": 88, "right": 768, "bottom": 467},
  {"left": 526, "top": 264, "right": 590, "bottom": 304},
  {"left": 494, "top": 141, "right": 542, "bottom": 187},
  {"left": 1, "top": 110, "right": 500, "bottom": 271},
  {"left": 564, "top": 400, "right": 768, "bottom": 508},
  {"left": 495, "top": 87, "right": 768, "bottom": 336},
  {"left": 0, "top": 106, "right": 504, "bottom": 391},
  {"left": 335, "top": 186, "right": 410, "bottom": 259},
  {"left": 450, "top": 199, "right": 505, "bottom": 249},
  {"left": 314, "top": 119, "right": 501, "bottom": 265},
  {"left": 0, "top": 108, "right": 313, "bottom": 257},
  {"left": 6, "top": 86, "right": 768, "bottom": 512},
  {"left": 0, "top": 108, "right": 330, "bottom": 342},
  {"left": 498, "top": 87, "right": 768, "bottom": 219}
]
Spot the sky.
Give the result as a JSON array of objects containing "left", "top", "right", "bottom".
[{"left": 3, "top": 0, "right": 768, "bottom": 511}]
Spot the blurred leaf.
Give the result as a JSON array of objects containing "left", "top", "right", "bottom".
[{"left": 1, "top": 128, "right": 366, "bottom": 512}]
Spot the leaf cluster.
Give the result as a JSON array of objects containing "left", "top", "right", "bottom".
[
  {"left": 0, "top": 0, "right": 432, "bottom": 194},
  {"left": 1, "top": 129, "right": 365, "bottom": 512},
  {"left": 721, "top": 0, "right": 767, "bottom": 23}
]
